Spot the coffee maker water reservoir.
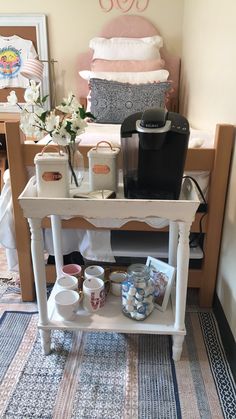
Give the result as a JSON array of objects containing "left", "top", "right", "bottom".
[{"left": 121, "top": 108, "right": 189, "bottom": 199}]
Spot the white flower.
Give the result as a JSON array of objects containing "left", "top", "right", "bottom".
[
  {"left": 6, "top": 87, "right": 93, "bottom": 145},
  {"left": 51, "top": 127, "right": 71, "bottom": 145},
  {"left": 20, "top": 115, "right": 36, "bottom": 137},
  {"left": 7, "top": 91, "right": 18, "bottom": 106},
  {"left": 56, "top": 92, "right": 81, "bottom": 114},
  {"left": 45, "top": 111, "right": 60, "bottom": 132},
  {"left": 34, "top": 105, "right": 45, "bottom": 117},
  {"left": 69, "top": 112, "right": 87, "bottom": 134},
  {"left": 24, "top": 80, "right": 40, "bottom": 104}
]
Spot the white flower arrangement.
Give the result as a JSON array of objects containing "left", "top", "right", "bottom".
[
  {"left": 7, "top": 80, "right": 93, "bottom": 143},
  {"left": 7, "top": 81, "right": 94, "bottom": 187}
]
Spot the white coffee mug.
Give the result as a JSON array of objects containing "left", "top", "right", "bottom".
[
  {"left": 84, "top": 265, "right": 105, "bottom": 281},
  {"left": 109, "top": 271, "right": 127, "bottom": 296},
  {"left": 55, "top": 289, "right": 80, "bottom": 320},
  {"left": 83, "top": 276, "right": 105, "bottom": 312},
  {"left": 62, "top": 264, "right": 83, "bottom": 289},
  {"left": 57, "top": 275, "right": 78, "bottom": 291}
]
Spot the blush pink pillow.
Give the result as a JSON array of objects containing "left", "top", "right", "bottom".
[{"left": 91, "top": 58, "right": 165, "bottom": 72}]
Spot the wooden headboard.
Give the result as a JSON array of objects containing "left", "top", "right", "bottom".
[{"left": 76, "top": 15, "right": 180, "bottom": 112}]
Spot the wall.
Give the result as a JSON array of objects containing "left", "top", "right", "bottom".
[
  {"left": 0, "top": 0, "right": 184, "bottom": 101},
  {"left": 181, "top": 0, "right": 236, "bottom": 340}
]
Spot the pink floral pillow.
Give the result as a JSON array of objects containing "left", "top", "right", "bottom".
[{"left": 91, "top": 58, "right": 165, "bottom": 72}]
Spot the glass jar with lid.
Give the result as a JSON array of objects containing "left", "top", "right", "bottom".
[{"left": 121, "top": 263, "right": 154, "bottom": 320}]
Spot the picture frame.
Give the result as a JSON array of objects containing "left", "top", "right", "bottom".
[
  {"left": 0, "top": 14, "right": 50, "bottom": 112},
  {"left": 146, "top": 256, "right": 176, "bottom": 311}
]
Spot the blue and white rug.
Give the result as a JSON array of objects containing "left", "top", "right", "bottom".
[{"left": 0, "top": 311, "right": 235, "bottom": 419}]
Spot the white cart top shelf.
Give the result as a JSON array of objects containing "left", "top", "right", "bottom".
[{"left": 19, "top": 177, "right": 200, "bottom": 224}]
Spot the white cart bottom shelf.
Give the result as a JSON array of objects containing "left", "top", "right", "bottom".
[{"left": 41, "top": 281, "right": 185, "bottom": 362}]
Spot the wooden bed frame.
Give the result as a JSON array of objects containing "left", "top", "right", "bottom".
[{"left": 3, "top": 120, "right": 235, "bottom": 307}]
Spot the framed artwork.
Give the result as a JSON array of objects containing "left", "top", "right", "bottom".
[
  {"left": 0, "top": 14, "right": 50, "bottom": 112},
  {"left": 146, "top": 256, "right": 176, "bottom": 312}
]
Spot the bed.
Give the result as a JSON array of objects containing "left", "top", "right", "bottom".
[{"left": 1, "top": 15, "right": 235, "bottom": 307}]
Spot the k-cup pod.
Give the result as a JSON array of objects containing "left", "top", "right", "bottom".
[{"left": 83, "top": 276, "right": 105, "bottom": 312}]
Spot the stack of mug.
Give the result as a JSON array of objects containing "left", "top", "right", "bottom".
[
  {"left": 54, "top": 263, "right": 128, "bottom": 321},
  {"left": 82, "top": 265, "right": 106, "bottom": 312}
]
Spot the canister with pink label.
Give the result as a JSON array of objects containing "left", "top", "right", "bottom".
[
  {"left": 34, "top": 150, "right": 69, "bottom": 197},
  {"left": 87, "top": 141, "right": 120, "bottom": 192}
]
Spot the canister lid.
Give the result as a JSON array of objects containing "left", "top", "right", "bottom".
[
  {"left": 88, "top": 148, "right": 120, "bottom": 158},
  {"left": 34, "top": 152, "right": 68, "bottom": 164},
  {"left": 88, "top": 141, "right": 120, "bottom": 158}
]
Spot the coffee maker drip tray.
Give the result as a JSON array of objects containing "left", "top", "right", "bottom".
[
  {"left": 127, "top": 189, "right": 176, "bottom": 200},
  {"left": 124, "top": 177, "right": 176, "bottom": 200}
]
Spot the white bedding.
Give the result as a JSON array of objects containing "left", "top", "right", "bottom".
[
  {"left": 0, "top": 123, "right": 214, "bottom": 272},
  {"left": 78, "top": 122, "right": 214, "bottom": 149}
]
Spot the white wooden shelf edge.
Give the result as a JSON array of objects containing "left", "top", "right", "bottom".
[{"left": 46, "top": 283, "right": 185, "bottom": 335}]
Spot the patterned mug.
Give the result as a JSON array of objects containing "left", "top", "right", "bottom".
[{"left": 83, "top": 277, "right": 105, "bottom": 312}]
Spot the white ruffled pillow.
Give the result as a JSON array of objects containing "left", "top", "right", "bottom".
[
  {"left": 79, "top": 69, "right": 169, "bottom": 84},
  {"left": 89, "top": 36, "right": 163, "bottom": 60}
]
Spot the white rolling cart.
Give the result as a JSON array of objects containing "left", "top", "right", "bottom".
[{"left": 19, "top": 177, "right": 199, "bottom": 361}]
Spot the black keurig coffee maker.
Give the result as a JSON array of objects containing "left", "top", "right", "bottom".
[{"left": 121, "top": 107, "right": 190, "bottom": 199}]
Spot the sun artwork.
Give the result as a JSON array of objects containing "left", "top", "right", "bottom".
[{"left": 0, "top": 47, "right": 21, "bottom": 77}]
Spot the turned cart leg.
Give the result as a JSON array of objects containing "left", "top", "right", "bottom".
[
  {"left": 172, "top": 335, "right": 185, "bottom": 361},
  {"left": 168, "top": 221, "right": 178, "bottom": 267},
  {"left": 51, "top": 215, "right": 63, "bottom": 278},
  {"left": 173, "top": 221, "right": 191, "bottom": 361},
  {"left": 28, "top": 217, "right": 51, "bottom": 354},
  {"left": 39, "top": 330, "right": 51, "bottom": 355}
]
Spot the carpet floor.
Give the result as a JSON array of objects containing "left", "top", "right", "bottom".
[
  {"left": 0, "top": 295, "right": 235, "bottom": 418},
  {"left": 0, "top": 244, "right": 235, "bottom": 419}
]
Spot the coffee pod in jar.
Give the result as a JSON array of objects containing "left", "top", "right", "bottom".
[{"left": 121, "top": 263, "right": 154, "bottom": 321}]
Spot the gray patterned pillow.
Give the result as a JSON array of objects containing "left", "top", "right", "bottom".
[{"left": 90, "top": 78, "right": 172, "bottom": 124}]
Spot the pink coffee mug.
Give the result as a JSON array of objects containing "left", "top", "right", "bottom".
[{"left": 62, "top": 264, "right": 82, "bottom": 289}]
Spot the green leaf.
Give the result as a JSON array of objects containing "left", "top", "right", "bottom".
[
  {"left": 39, "top": 111, "right": 48, "bottom": 123},
  {"left": 79, "top": 106, "right": 86, "bottom": 119},
  {"left": 85, "top": 111, "right": 96, "bottom": 120},
  {"left": 42, "top": 95, "right": 49, "bottom": 103}
]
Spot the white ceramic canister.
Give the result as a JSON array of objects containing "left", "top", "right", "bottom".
[
  {"left": 34, "top": 151, "right": 69, "bottom": 197},
  {"left": 87, "top": 141, "right": 120, "bottom": 192}
]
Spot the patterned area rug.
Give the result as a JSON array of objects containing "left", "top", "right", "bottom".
[
  {"left": 0, "top": 310, "right": 235, "bottom": 419},
  {"left": 0, "top": 246, "right": 20, "bottom": 298}
]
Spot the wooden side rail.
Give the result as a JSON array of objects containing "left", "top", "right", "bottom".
[
  {"left": 0, "top": 122, "right": 7, "bottom": 191},
  {"left": 5, "top": 121, "right": 35, "bottom": 301},
  {"left": 198, "top": 124, "right": 235, "bottom": 306}
]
